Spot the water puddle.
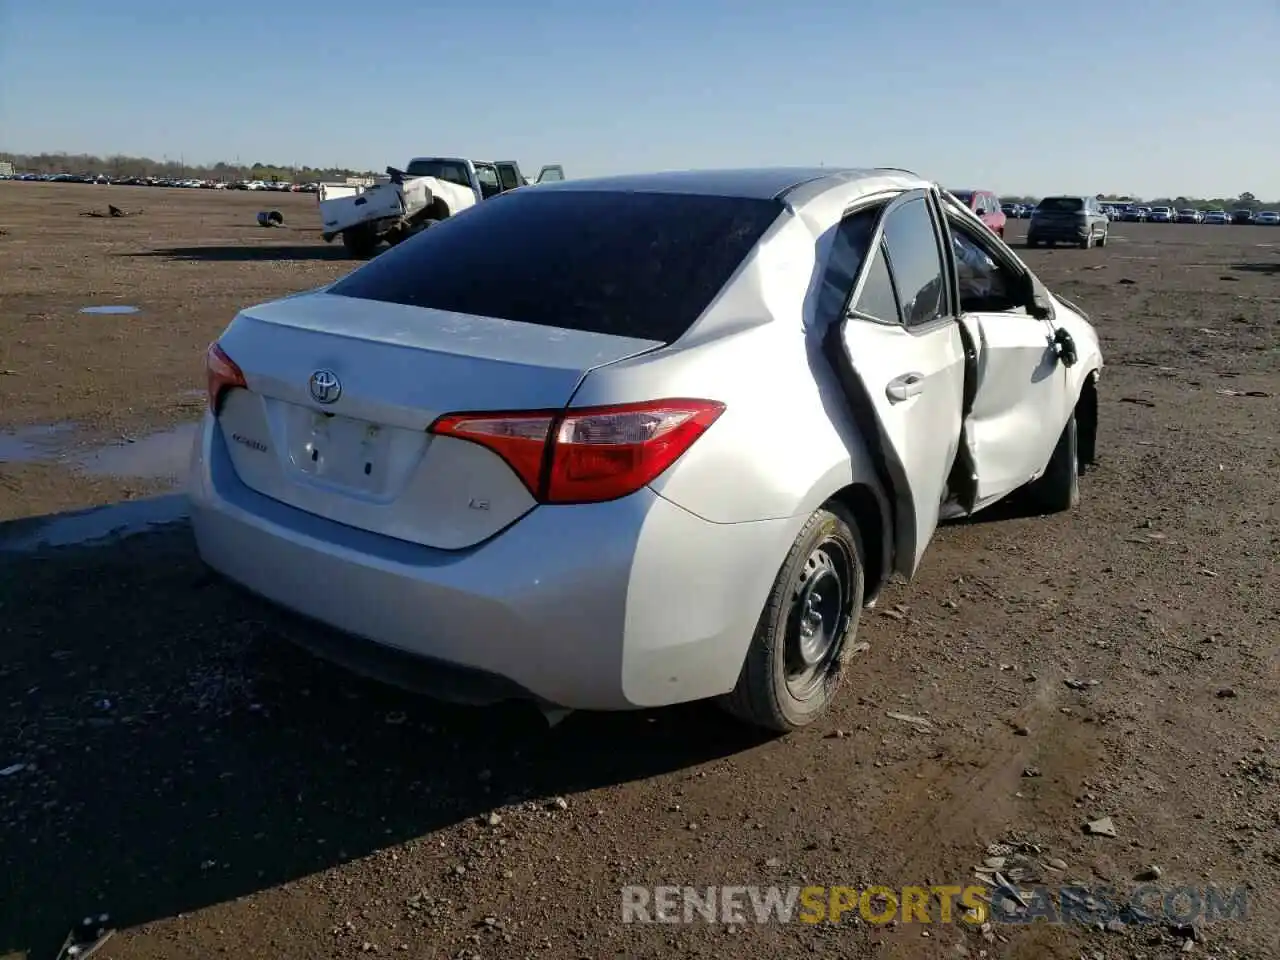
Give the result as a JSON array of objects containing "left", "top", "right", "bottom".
[
  {"left": 0, "top": 423, "right": 77, "bottom": 463},
  {"left": 79, "top": 305, "right": 140, "bottom": 315},
  {"left": 0, "top": 495, "right": 189, "bottom": 552},
  {"left": 1, "top": 419, "right": 198, "bottom": 482},
  {"left": 77, "top": 423, "right": 199, "bottom": 480}
]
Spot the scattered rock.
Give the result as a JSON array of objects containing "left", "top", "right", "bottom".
[
  {"left": 384, "top": 711, "right": 407, "bottom": 725},
  {"left": 886, "top": 711, "right": 933, "bottom": 730},
  {"left": 1170, "top": 920, "right": 1204, "bottom": 942},
  {"left": 1117, "top": 277, "right": 1136, "bottom": 285},
  {"left": 1135, "top": 864, "right": 1163, "bottom": 881},
  {"left": 1216, "top": 688, "right": 1237, "bottom": 699},
  {"left": 1044, "top": 857, "right": 1068, "bottom": 871},
  {"left": 1085, "top": 817, "right": 1118, "bottom": 838},
  {"left": 1104, "top": 917, "right": 1126, "bottom": 933},
  {"left": 0, "top": 763, "right": 26, "bottom": 777},
  {"left": 1021, "top": 766, "right": 1041, "bottom": 778},
  {"left": 1064, "top": 678, "right": 1101, "bottom": 690},
  {"left": 1012, "top": 723, "right": 1030, "bottom": 737},
  {"left": 549, "top": 796, "right": 569, "bottom": 811},
  {"left": 484, "top": 812, "right": 503, "bottom": 827}
]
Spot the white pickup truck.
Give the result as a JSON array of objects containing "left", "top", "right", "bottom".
[{"left": 318, "top": 157, "right": 566, "bottom": 258}]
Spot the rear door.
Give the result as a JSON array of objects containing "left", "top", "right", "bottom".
[{"left": 833, "top": 191, "right": 967, "bottom": 577}]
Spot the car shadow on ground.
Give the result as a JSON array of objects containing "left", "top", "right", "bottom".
[
  {"left": 1229, "top": 261, "right": 1280, "bottom": 275},
  {"left": 122, "top": 243, "right": 349, "bottom": 262},
  {"left": 0, "top": 501, "right": 769, "bottom": 958}
]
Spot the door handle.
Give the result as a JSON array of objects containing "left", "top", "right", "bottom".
[{"left": 886, "top": 373, "right": 925, "bottom": 402}]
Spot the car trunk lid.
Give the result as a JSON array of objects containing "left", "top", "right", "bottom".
[{"left": 213, "top": 292, "right": 662, "bottom": 549}]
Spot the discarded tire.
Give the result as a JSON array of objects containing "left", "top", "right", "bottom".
[{"left": 256, "top": 210, "right": 284, "bottom": 227}]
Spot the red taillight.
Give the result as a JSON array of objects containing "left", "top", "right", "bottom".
[
  {"left": 206, "top": 342, "right": 247, "bottom": 413},
  {"left": 429, "top": 399, "right": 725, "bottom": 504}
]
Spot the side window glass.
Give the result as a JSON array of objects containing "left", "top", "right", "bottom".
[
  {"left": 951, "top": 223, "right": 1016, "bottom": 313},
  {"left": 496, "top": 165, "right": 521, "bottom": 191},
  {"left": 853, "top": 243, "right": 901, "bottom": 324},
  {"left": 475, "top": 165, "right": 502, "bottom": 198},
  {"left": 816, "top": 206, "right": 882, "bottom": 327},
  {"left": 881, "top": 197, "right": 945, "bottom": 327}
]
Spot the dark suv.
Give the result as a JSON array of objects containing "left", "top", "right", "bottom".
[
  {"left": 1026, "top": 196, "right": 1110, "bottom": 249},
  {"left": 1232, "top": 209, "right": 1254, "bottom": 225}
]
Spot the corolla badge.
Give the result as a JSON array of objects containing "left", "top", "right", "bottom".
[{"left": 309, "top": 369, "right": 341, "bottom": 404}]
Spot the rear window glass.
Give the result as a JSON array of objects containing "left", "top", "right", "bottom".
[
  {"left": 329, "top": 190, "right": 782, "bottom": 343},
  {"left": 1037, "top": 197, "right": 1084, "bottom": 213},
  {"left": 405, "top": 158, "right": 471, "bottom": 187},
  {"left": 950, "top": 191, "right": 975, "bottom": 206}
]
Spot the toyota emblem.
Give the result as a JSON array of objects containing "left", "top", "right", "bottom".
[{"left": 309, "top": 369, "right": 342, "bottom": 404}]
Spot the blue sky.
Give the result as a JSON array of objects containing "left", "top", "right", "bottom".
[{"left": 2, "top": 0, "right": 1277, "bottom": 198}]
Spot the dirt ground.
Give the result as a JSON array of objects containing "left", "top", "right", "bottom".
[{"left": 1, "top": 181, "right": 1277, "bottom": 960}]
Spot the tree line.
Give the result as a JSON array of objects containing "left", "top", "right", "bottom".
[{"left": 0, "top": 151, "right": 378, "bottom": 183}]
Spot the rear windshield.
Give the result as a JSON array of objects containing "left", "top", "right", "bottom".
[
  {"left": 1037, "top": 197, "right": 1084, "bottom": 213},
  {"left": 329, "top": 190, "right": 782, "bottom": 343},
  {"left": 404, "top": 158, "right": 472, "bottom": 187}
]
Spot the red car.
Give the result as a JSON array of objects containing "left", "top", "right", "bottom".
[{"left": 948, "top": 189, "right": 1007, "bottom": 238}]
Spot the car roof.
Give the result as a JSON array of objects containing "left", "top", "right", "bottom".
[{"left": 531, "top": 167, "right": 930, "bottom": 202}]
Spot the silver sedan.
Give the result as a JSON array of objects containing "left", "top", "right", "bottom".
[{"left": 188, "top": 167, "right": 1104, "bottom": 731}]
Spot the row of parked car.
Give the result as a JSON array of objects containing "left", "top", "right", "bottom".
[
  {"left": 998, "top": 198, "right": 1278, "bottom": 226},
  {"left": 1105, "top": 205, "right": 1278, "bottom": 225},
  {"left": 0, "top": 172, "right": 321, "bottom": 192}
]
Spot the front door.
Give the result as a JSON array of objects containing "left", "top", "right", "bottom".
[
  {"left": 946, "top": 214, "right": 1069, "bottom": 505},
  {"left": 834, "top": 191, "right": 967, "bottom": 577}
]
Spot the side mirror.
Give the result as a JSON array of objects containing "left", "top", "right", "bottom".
[
  {"left": 1053, "top": 328, "right": 1078, "bottom": 367},
  {"left": 1020, "top": 273, "right": 1053, "bottom": 320}
]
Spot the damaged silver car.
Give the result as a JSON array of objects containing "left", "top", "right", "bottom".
[{"left": 189, "top": 167, "right": 1102, "bottom": 733}]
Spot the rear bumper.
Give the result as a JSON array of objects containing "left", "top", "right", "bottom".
[
  {"left": 187, "top": 415, "right": 797, "bottom": 711},
  {"left": 1027, "top": 220, "right": 1091, "bottom": 240}
]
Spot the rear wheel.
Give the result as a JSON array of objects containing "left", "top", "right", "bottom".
[
  {"left": 341, "top": 225, "right": 379, "bottom": 259},
  {"left": 1097, "top": 228, "right": 1108, "bottom": 247},
  {"left": 1079, "top": 232, "right": 1093, "bottom": 250},
  {"left": 1026, "top": 237, "right": 1039, "bottom": 249},
  {"left": 719, "top": 505, "right": 865, "bottom": 732}
]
